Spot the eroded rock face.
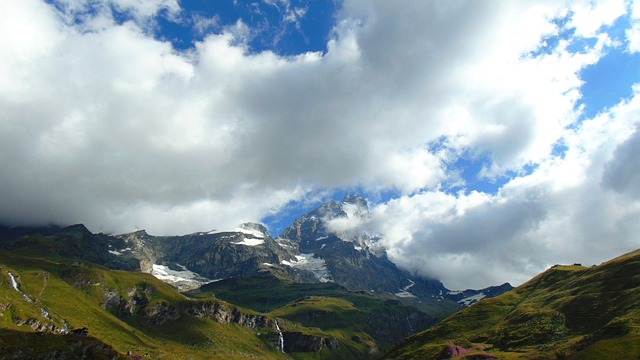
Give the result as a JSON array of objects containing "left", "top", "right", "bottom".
[
  {"left": 14, "top": 318, "right": 67, "bottom": 334},
  {"left": 281, "top": 332, "right": 340, "bottom": 353},
  {"left": 437, "top": 344, "right": 497, "bottom": 359},
  {"left": 278, "top": 196, "right": 451, "bottom": 297},
  {"left": 184, "top": 301, "right": 272, "bottom": 329},
  {"left": 119, "top": 225, "right": 297, "bottom": 282},
  {"left": 141, "top": 302, "right": 181, "bottom": 325},
  {"left": 140, "top": 300, "right": 341, "bottom": 353},
  {"left": 100, "top": 286, "right": 152, "bottom": 317},
  {"left": 136, "top": 297, "right": 276, "bottom": 331}
]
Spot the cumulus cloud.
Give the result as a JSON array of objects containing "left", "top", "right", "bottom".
[
  {"left": 1, "top": 0, "right": 639, "bottom": 287},
  {"left": 371, "top": 88, "right": 640, "bottom": 289}
]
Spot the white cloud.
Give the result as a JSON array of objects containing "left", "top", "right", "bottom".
[
  {"left": 628, "top": 0, "right": 640, "bottom": 52},
  {"left": 372, "top": 88, "right": 640, "bottom": 289},
  {"left": 569, "top": 0, "right": 627, "bottom": 38},
  {"left": 192, "top": 14, "right": 220, "bottom": 37},
  {"left": 0, "top": 0, "right": 638, "bottom": 288},
  {"left": 52, "top": 0, "right": 180, "bottom": 21}
]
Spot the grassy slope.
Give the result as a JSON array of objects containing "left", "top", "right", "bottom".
[
  {"left": 384, "top": 249, "right": 640, "bottom": 359},
  {"left": 190, "top": 275, "right": 460, "bottom": 357},
  {"left": 0, "top": 251, "right": 287, "bottom": 360},
  {"left": 0, "top": 250, "right": 447, "bottom": 360},
  {"left": 0, "top": 229, "right": 462, "bottom": 360}
]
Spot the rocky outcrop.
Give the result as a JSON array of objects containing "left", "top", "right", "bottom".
[
  {"left": 141, "top": 302, "right": 181, "bottom": 325},
  {"left": 437, "top": 344, "right": 497, "bottom": 359},
  {"left": 138, "top": 298, "right": 275, "bottom": 330},
  {"left": 281, "top": 332, "right": 340, "bottom": 352},
  {"left": 118, "top": 225, "right": 297, "bottom": 283},
  {"left": 14, "top": 318, "right": 67, "bottom": 334},
  {"left": 100, "top": 286, "right": 152, "bottom": 317},
  {"left": 118, "top": 230, "right": 157, "bottom": 274},
  {"left": 140, "top": 299, "right": 340, "bottom": 353},
  {"left": 183, "top": 301, "right": 272, "bottom": 329}
]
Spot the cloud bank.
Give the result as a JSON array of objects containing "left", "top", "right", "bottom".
[{"left": 1, "top": 0, "right": 639, "bottom": 288}]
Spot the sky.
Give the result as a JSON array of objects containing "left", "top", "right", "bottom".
[{"left": 1, "top": 0, "right": 640, "bottom": 289}]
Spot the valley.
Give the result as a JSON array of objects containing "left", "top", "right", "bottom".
[
  {"left": 6, "top": 196, "right": 639, "bottom": 359},
  {"left": 0, "top": 196, "right": 513, "bottom": 359}
]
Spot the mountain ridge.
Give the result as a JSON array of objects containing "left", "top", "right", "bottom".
[
  {"left": 0, "top": 195, "right": 512, "bottom": 303},
  {"left": 383, "top": 247, "right": 640, "bottom": 359}
]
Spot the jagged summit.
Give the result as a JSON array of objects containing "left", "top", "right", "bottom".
[
  {"left": 239, "top": 222, "right": 269, "bottom": 235},
  {"left": 276, "top": 197, "right": 449, "bottom": 297},
  {"left": 342, "top": 194, "right": 369, "bottom": 211}
]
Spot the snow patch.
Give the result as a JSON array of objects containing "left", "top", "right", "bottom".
[
  {"left": 276, "top": 238, "right": 294, "bottom": 249},
  {"left": 152, "top": 264, "right": 200, "bottom": 283},
  {"left": 108, "top": 247, "right": 131, "bottom": 256},
  {"left": 232, "top": 238, "right": 265, "bottom": 246},
  {"left": 281, "top": 254, "right": 332, "bottom": 282},
  {"left": 395, "top": 279, "right": 417, "bottom": 298},
  {"left": 208, "top": 227, "right": 265, "bottom": 238},
  {"left": 458, "top": 293, "right": 487, "bottom": 307},
  {"left": 316, "top": 236, "right": 328, "bottom": 241},
  {"left": 151, "top": 264, "right": 215, "bottom": 291},
  {"left": 395, "top": 291, "right": 417, "bottom": 298}
]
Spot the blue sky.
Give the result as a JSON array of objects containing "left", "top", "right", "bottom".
[
  {"left": 155, "top": 0, "right": 338, "bottom": 55},
  {"left": 147, "top": 0, "right": 639, "bottom": 236},
  {"left": 2, "top": 0, "right": 640, "bottom": 288}
]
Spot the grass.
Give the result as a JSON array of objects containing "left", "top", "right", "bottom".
[
  {"left": 0, "top": 328, "right": 126, "bottom": 359},
  {"left": 382, "top": 249, "right": 640, "bottom": 359},
  {"left": 189, "top": 273, "right": 452, "bottom": 357},
  {"left": 0, "top": 251, "right": 288, "bottom": 359},
  {"left": 0, "top": 249, "right": 442, "bottom": 359},
  {"left": 188, "top": 275, "right": 350, "bottom": 313}
]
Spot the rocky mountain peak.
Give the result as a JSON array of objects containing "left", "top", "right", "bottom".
[
  {"left": 238, "top": 222, "right": 269, "bottom": 236},
  {"left": 63, "top": 224, "right": 93, "bottom": 235},
  {"left": 342, "top": 194, "right": 368, "bottom": 211},
  {"left": 311, "top": 199, "right": 346, "bottom": 220}
]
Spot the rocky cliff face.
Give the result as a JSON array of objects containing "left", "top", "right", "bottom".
[
  {"left": 115, "top": 223, "right": 314, "bottom": 290},
  {"left": 278, "top": 195, "right": 450, "bottom": 299},
  {"left": 0, "top": 224, "right": 140, "bottom": 272},
  {"left": 99, "top": 286, "right": 340, "bottom": 354},
  {"left": 282, "top": 332, "right": 340, "bottom": 352},
  {"left": 0, "top": 198, "right": 512, "bottom": 304},
  {"left": 101, "top": 285, "right": 152, "bottom": 317}
]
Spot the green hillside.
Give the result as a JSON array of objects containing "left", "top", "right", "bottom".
[
  {"left": 0, "top": 250, "right": 288, "bottom": 359},
  {"left": 190, "top": 275, "right": 458, "bottom": 356},
  {"left": 383, "top": 249, "right": 640, "bottom": 359},
  {"left": 0, "top": 239, "right": 452, "bottom": 359}
]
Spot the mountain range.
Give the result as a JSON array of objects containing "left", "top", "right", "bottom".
[
  {"left": 1, "top": 195, "right": 509, "bottom": 306},
  {"left": 14, "top": 195, "right": 640, "bottom": 359}
]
